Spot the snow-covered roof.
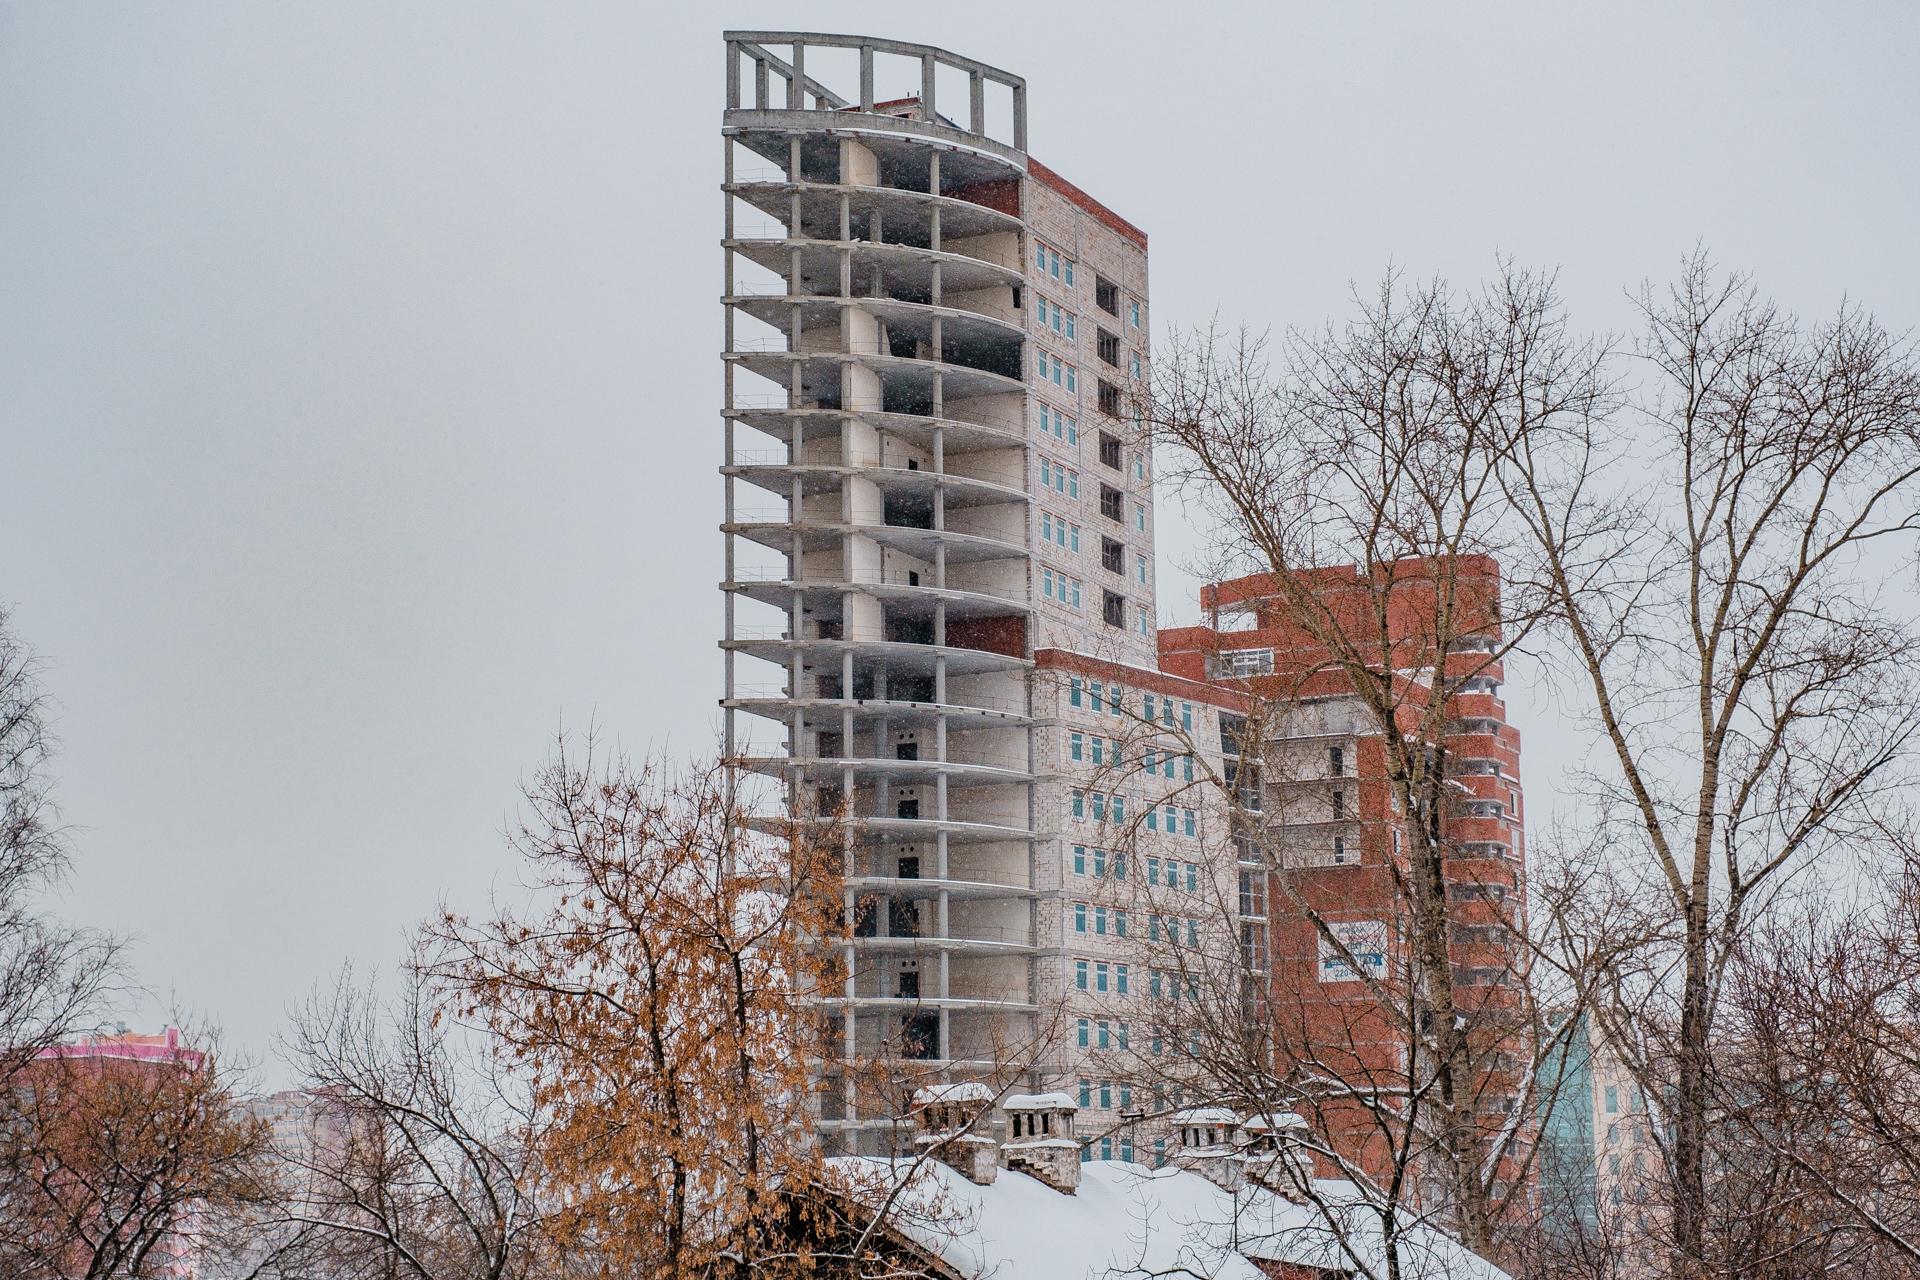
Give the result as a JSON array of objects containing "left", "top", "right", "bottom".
[
  {"left": 825, "top": 1158, "right": 1510, "bottom": 1280},
  {"left": 911, "top": 1082, "right": 995, "bottom": 1106},
  {"left": 1002, "top": 1091, "right": 1078, "bottom": 1111},
  {"left": 1239, "top": 1111, "right": 1310, "bottom": 1134},
  {"left": 1172, "top": 1106, "right": 1240, "bottom": 1125}
]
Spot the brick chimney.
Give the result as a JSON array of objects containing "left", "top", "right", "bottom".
[
  {"left": 1170, "top": 1107, "right": 1244, "bottom": 1191},
  {"left": 908, "top": 1083, "right": 998, "bottom": 1185},
  {"left": 1000, "top": 1093, "right": 1081, "bottom": 1194}
]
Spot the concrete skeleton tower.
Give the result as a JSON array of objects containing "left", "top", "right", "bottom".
[{"left": 720, "top": 32, "right": 1158, "bottom": 1154}]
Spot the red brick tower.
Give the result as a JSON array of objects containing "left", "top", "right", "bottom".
[{"left": 1159, "top": 555, "right": 1532, "bottom": 1208}]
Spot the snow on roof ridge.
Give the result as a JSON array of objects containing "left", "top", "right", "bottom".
[
  {"left": 911, "top": 1082, "right": 995, "bottom": 1105},
  {"left": 1002, "top": 1091, "right": 1078, "bottom": 1110}
]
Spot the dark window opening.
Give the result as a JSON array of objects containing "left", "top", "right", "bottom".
[
  {"left": 1095, "top": 277, "right": 1120, "bottom": 316},
  {"left": 897, "top": 797, "right": 920, "bottom": 820},
  {"left": 1101, "top": 537, "right": 1125, "bottom": 575},
  {"left": 1098, "top": 430, "right": 1123, "bottom": 470},
  {"left": 1099, "top": 485, "right": 1124, "bottom": 522},
  {"left": 1097, "top": 328, "right": 1120, "bottom": 366},
  {"left": 1098, "top": 380, "right": 1122, "bottom": 417},
  {"left": 895, "top": 741, "right": 919, "bottom": 761},
  {"left": 1102, "top": 591, "right": 1126, "bottom": 628}
]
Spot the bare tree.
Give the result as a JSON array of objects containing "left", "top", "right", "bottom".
[
  {"left": 1497, "top": 251, "right": 1920, "bottom": 1277},
  {"left": 1128, "top": 268, "right": 1614, "bottom": 1262},
  {"left": 0, "top": 606, "right": 122, "bottom": 1084},
  {"left": 248, "top": 969, "right": 563, "bottom": 1280}
]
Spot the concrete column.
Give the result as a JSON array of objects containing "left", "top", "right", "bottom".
[
  {"left": 859, "top": 45, "right": 874, "bottom": 112},
  {"left": 1013, "top": 84, "right": 1027, "bottom": 152},
  {"left": 754, "top": 55, "right": 769, "bottom": 111},
  {"left": 969, "top": 72, "right": 984, "bottom": 135},
  {"left": 725, "top": 40, "right": 740, "bottom": 110},
  {"left": 921, "top": 53, "right": 936, "bottom": 122},
  {"left": 791, "top": 41, "right": 806, "bottom": 107}
]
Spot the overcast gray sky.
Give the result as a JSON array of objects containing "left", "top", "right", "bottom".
[{"left": 3, "top": 2, "right": 1917, "bottom": 1075}]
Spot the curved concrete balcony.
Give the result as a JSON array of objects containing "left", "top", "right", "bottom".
[
  {"left": 727, "top": 348, "right": 1024, "bottom": 404},
  {"left": 723, "top": 630, "right": 1030, "bottom": 677},
  {"left": 724, "top": 693, "right": 1031, "bottom": 731},
  {"left": 725, "top": 178, "right": 1022, "bottom": 244},
  {"left": 845, "top": 928, "right": 1036, "bottom": 957},
  {"left": 724, "top": 516, "right": 1026, "bottom": 565},
  {"left": 725, "top": 235, "right": 1023, "bottom": 297},
  {"left": 725, "top": 293, "right": 1024, "bottom": 357},
  {"left": 735, "top": 753, "right": 1035, "bottom": 789},
  {"left": 727, "top": 109, "right": 1024, "bottom": 183},
  {"left": 812, "top": 993, "right": 1041, "bottom": 1015},
  {"left": 846, "top": 872, "right": 1035, "bottom": 901},
  {"left": 745, "top": 812, "right": 1036, "bottom": 845},
  {"left": 721, "top": 568, "right": 1031, "bottom": 619},
  {"left": 724, "top": 457, "right": 1029, "bottom": 509},
  {"left": 724, "top": 404, "right": 1026, "bottom": 454}
]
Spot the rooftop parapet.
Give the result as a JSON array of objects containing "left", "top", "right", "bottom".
[{"left": 724, "top": 31, "right": 1027, "bottom": 158}]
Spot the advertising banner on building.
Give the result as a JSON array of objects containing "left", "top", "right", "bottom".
[{"left": 1318, "top": 920, "right": 1388, "bottom": 983}]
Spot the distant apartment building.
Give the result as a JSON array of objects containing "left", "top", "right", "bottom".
[{"left": 718, "top": 32, "right": 1535, "bottom": 1197}]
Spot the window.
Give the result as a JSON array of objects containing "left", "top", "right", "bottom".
[
  {"left": 1116, "top": 963, "right": 1129, "bottom": 994},
  {"left": 1130, "top": 300, "right": 1141, "bottom": 328},
  {"left": 1077, "top": 1018, "right": 1089, "bottom": 1048},
  {"left": 1223, "top": 648, "right": 1275, "bottom": 677},
  {"left": 1073, "top": 844, "right": 1087, "bottom": 875},
  {"left": 1097, "top": 1020, "right": 1111, "bottom": 1049},
  {"left": 1332, "top": 834, "right": 1347, "bottom": 864},
  {"left": 1147, "top": 856, "right": 1160, "bottom": 885},
  {"left": 1069, "top": 732, "right": 1084, "bottom": 762},
  {"left": 1078, "top": 1079, "right": 1092, "bottom": 1108},
  {"left": 1103, "top": 591, "right": 1126, "bottom": 628},
  {"left": 1101, "top": 537, "right": 1124, "bottom": 575},
  {"left": 1130, "top": 352, "right": 1142, "bottom": 379},
  {"left": 1095, "top": 276, "right": 1119, "bottom": 315},
  {"left": 1137, "top": 554, "right": 1148, "bottom": 584},
  {"left": 1143, "top": 693, "right": 1156, "bottom": 721},
  {"left": 1097, "top": 329, "right": 1120, "bottom": 367},
  {"left": 1184, "top": 808, "right": 1197, "bottom": 837},
  {"left": 1092, "top": 846, "right": 1107, "bottom": 877},
  {"left": 1132, "top": 452, "right": 1145, "bottom": 481},
  {"left": 1134, "top": 502, "right": 1147, "bottom": 532},
  {"left": 1095, "top": 961, "right": 1109, "bottom": 992},
  {"left": 1075, "top": 959, "right": 1088, "bottom": 991},
  {"left": 1186, "top": 860, "right": 1199, "bottom": 891},
  {"left": 1098, "top": 379, "right": 1122, "bottom": 416},
  {"left": 1330, "top": 745, "right": 1344, "bottom": 777},
  {"left": 1332, "top": 789, "right": 1346, "bottom": 819},
  {"left": 1069, "top": 676, "right": 1083, "bottom": 708},
  {"left": 1605, "top": 1085, "right": 1619, "bottom": 1114},
  {"left": 1098, "top": 430, "right": 1123, "bottom": 470},
  {"left": 1071, "top": 790, "right": 1085, "bottom": 819},
  {"left": 1100, "top": 485, "right": 1124, "bottom": 522},
  {"left": 1074, "top": 902, "right": 1087, "bottom": 932},
  {"left": 1115, "top": 908, "right": 1128, "bottom": 936}
]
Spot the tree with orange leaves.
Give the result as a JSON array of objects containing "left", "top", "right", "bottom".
[
  {"left": 426, "top": 736, "right": 844, "bottom": 1278},
  {"left": 0, "top": 1030, "right": 275, "bottom": 1279}
]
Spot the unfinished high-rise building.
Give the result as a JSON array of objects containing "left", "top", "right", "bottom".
[{"left": 719, "top": 32, "right": 1533, "bottom": 1182}]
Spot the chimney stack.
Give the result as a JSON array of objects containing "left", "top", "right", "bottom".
[
  {"left": 1170, "top": 1107, "right": 1244, "bottom": 1192},
  {"left": 908, "top": 1083, "right": 999, "bottom": 1185},
  {"left": 1237, "top": 1111, "right": 1315, "bottom": 1201},
  {"left": 1001, "top": 1093, "right": 1081, "bottom": 1193}
]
